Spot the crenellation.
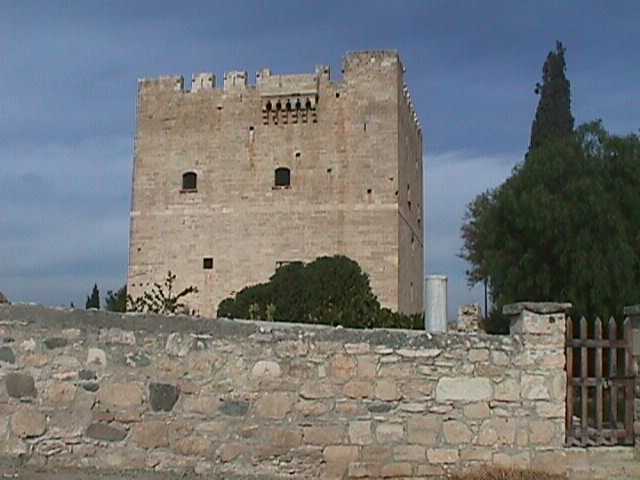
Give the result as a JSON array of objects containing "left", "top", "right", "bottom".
[
  {"left": 223, "top": 70, "right": 248, "bottom": 91},
  {"left": 191, "top": 72, "right": 215, "bottom": 92}
]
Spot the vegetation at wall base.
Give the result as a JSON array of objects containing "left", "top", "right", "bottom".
[
  {"left": 461, "top": 42, "right": 640, "bottom": 332},
  {"left": 217, "top": 255, "right": 424, "bottom": 329},
  {"left": 452, "top": 467, "right": 565, "bottom": 480},
  {"left": 127, "top": 271, "right": 198, "bottom": 315},
  {"left": 105, "top": 285, "right": 127, "bottom": 312}
]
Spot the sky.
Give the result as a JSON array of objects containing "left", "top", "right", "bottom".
[{"left": 1, "top": 1, "right": 639, "bottom": 317}]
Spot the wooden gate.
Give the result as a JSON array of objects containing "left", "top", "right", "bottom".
[{"left": 566, "top": 316, "right": 635, "bottom": 446}]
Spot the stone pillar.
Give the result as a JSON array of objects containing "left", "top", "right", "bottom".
[
  {"left": 425, "top": 275, "right": 447, "bottom": 333},
  {"left": 503, "top": 302, "right": 571, "bottom": 473},
  {"left": 622, "top": 304, "right": 640, "bottom": 452}
]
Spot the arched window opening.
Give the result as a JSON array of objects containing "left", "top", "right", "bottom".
[
  {"left": 275, "top": 101, "right": 282, "bottom": 111},
  {"left": 305, "top": 99, "right": 312, "bottom": 110},
  {"left": 295, "top": 99, "right": 302, "bottom": 110},
  {"left": 274, "top": 167, "right": 291, "bottom": 188},
  {"left": 266, "top": 101, "right": 272, "bottom": 111},
  {"left": 285, "top": 101, "right": 292, "bottom": 111},
  {"left": 182, "top": 172, "right": 197, "bottom": 191}
]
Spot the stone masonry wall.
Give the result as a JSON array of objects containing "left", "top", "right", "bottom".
[{"left": 0, "top": 304, "right": 631, "bottom": 479}]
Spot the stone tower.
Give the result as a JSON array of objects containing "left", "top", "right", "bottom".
[{"left": 128, "top": 51, "right": 424, "bottom": 317}]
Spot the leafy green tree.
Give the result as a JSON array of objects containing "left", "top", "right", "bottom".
[
  {"left": 462, "top": 122, "right": 640, "bottom": 331},
  {"left": 85, "top": 284, "right": 100, "bottom": 309},
  {"left": 127, "top": 271, "right": 198, "bottom": 315},
  {"left": 217, "top": 255, "right": 423, "bottom": 329},
  {"left": 529, "top": 41, "right": 575, "bottom": 153},
  {"left": 105, "top": 285, "right": 127, "bottom": 312}
]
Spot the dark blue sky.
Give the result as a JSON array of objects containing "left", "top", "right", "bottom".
[{"left": 1, "top": 1, "right": 639, "bottom": 315}]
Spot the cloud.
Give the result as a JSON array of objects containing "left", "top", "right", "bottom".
[{"left": 425, "top": 150, "right": 520, "bottom": 319}]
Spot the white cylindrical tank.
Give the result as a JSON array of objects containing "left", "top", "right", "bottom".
[{"left": 425, "top": 275, "right": 448, "bottom": 333}]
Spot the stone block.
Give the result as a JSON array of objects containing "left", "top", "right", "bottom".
[
  {"left": 98, "top": 383, "right": 144, "bottom": 409},
  {"left": 11, "top": 408, "right": 47, "bottom": 438},
  {"left": 522, "top": 374, "right": 550, "bottom": 400},
  {"left": 0, "top": 346, "right": 15, "bottom": 363},
  {"left": 87, "top": 347, "right": 107, "bottom": 366},
  {"left": 463, "top": 402, "right": 490, "bottom": 419},
  {"left": 5, "top": 373, "right": 36, "bottom": 398},
  {"left": 468, "top": 349, "right": 489, "bottom": 362},
  {"left": 220, "top": 399, "right": 249, "bottom": 416},
  {"left": 380, "top": 462, "right": 412, "bottom": 477},
  {"left": 132, "top": 421, "right": 170, "bottom": 449},
  {"left": 251, "top": 360, "right": 281, "bottom": 378},
  {"left": 529, "top": 420, "right": 556, "bottom": 444},
  {"left": 254, "top": 392, "right": 294, "bottom": 418},
  {"left": 174, "top": 435, "right": 210, "bottom": 456},
  {"left": 478, "top": 417, "right": 516, "bottom": 446},
  {"left": 149, "top": 383, "right": 179, "bottom": 412},
  {"left": 427, "top": 448, "right": 459, "bottom": 464},
  {"left": 375, "top": 422, "right": 404, "bottom": 443},
  {"left": 345, "top": 343, "right": 370, "bottom": 354},
  {"left": 47, "top": 383, "right": 77, "bottom": 405},
  {"left": 300, "top": 381, "right": 334, "bottom": 399},
  {"left": 343, "top": 380, "right": 373, "bottom": 399},
  {"left": 443, "top": 420, "right": 473, "bottom": 444},
  {"left": 295, "top": 400, "right": 331, "bottom": 417},
  {"left": 165, "top": 333, "right": 192, "bottom": 357},
  {"left": 86, "top": 423, "right": 127, "bottom": 442},
  {"left": 44, "top": 337, "right": 69, "bottom": 349},
  {"left": 348, "top": 462, "right": 381, "bottom": 478},
  {"left": 495, "top": 378, "right": 520, "bottom": 402},
  {"left": 407, "top": 415, "right": 441, "bottom": 445},
  {"left": 355, "top": 355, "right": 377, "bottom": 378},
  {"left": 393, "top": 444, "right": 425, "bottom": 462},
  {"left": 303, "top": 425, "right": 344, "bottom": 445},
  {"left": 323, "top": 445, "right": 359, "bottom": 474},
  {"left": 218, "top": 442, "right": 246, "bottom": 462},
  {"left": 349, "top": 421, "right": 373, "bottom": 445},
  {"left": 531, "top": 450, "right": 567, "bottom": 475},
  {"left": 375, "top": 380, "right": 400, "bottom": 401},
  {"left": 329, "top": 354, "right": 356, "bottom": 381},
  {"left": 183, "top": 395, "right": 221, "bottom": 415},
  {"left": 436, "top": 377, "right": 492, "bottom": 402}
]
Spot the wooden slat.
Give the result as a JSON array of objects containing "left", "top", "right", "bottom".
[
  {"left": 608, "top": 317, "right": 618, "bottom": 444},
  {"left": 569, "top": 377, "right": 635, "bottom": 386},
  {"left": 580, "top": 317, "right": 588, "bottom": 445},
  {"left": 594, "top": 318, "right": 603, "bottom": 439},
  {"left": 623, "top": 318, "right": 634, "bottom": 445},
  {"left": 567, "top": 339, "right": 629, "bottom": 348},
  {"left": 566, "top": 316, "right": 574, "bottom": 445}
]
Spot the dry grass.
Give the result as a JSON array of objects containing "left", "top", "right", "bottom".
[{"left": 452, "top": 467, "right": 566, "bottom": 480}]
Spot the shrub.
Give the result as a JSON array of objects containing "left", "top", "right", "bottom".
[{"left": 217, "top": 255, "right": 422, "bottom": 329}]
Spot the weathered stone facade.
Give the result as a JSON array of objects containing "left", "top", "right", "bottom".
[
  {"left": 127, "top": 50, "right": 424, "bottom": 317},
  {"left": 1, "top": 303, "right": 635, "bottom": 478}
]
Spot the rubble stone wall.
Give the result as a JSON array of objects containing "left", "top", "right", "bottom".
[{"left": 0, "top": 304, "right": 634, "bottom": 478}]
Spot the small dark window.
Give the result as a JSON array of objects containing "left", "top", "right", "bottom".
[
  {"left": 295, "top": 151, "right": 301, "bottom": 158},
  {"left": 335, "top": 92, "right": 340, "bottom": 98},
  {"left": 203, "top": 257, "right": 213, "bottom": 269},
  {"left": 249, "top": 126, "right": 254, "bottom": 131},
  {"left": 367, "top": 188, "right": 372, "bottom": 194},
  {"left": 274, "top": 167, "right": 291, "bottom": 187},
  {"left": 182, "top": 172, "right": 197, "bottom": 191}
]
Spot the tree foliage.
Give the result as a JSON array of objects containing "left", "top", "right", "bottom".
[
  {"left": 105, "top": 285, "right": 127, "bottom": 312},
  {"left": 85, "top": 284, "right": 100, "bottom": 310},
  {"left": 462, "top": 122, "right": 640, "bottom": 331},
  {"left": 217, "top": 255, "right": 423, "bottom": 329},
  {"left": 529, "top": 41, "right": 575, "bottom": 153},
  {"left": 127, "top": 271, "right": 198, "bottom": 315}
]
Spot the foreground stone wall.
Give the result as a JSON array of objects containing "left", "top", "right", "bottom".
[{"left": 0, "top": 304, "right": 633, "bottom": 478}]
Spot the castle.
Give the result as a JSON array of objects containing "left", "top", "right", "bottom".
[{"left": 127, "top": 51, "right": 423, "bottom": 317}]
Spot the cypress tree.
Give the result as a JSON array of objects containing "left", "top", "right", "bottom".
[
  {"left": 529, "top": 41, "right": 575, "bottom": 152},
  {"left": 85, "top": 284, "right": 100, "bottom": 309}
]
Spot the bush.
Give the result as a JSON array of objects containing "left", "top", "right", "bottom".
[{"left": 217, "top": 255, "right": 422, "bottom": 329}]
